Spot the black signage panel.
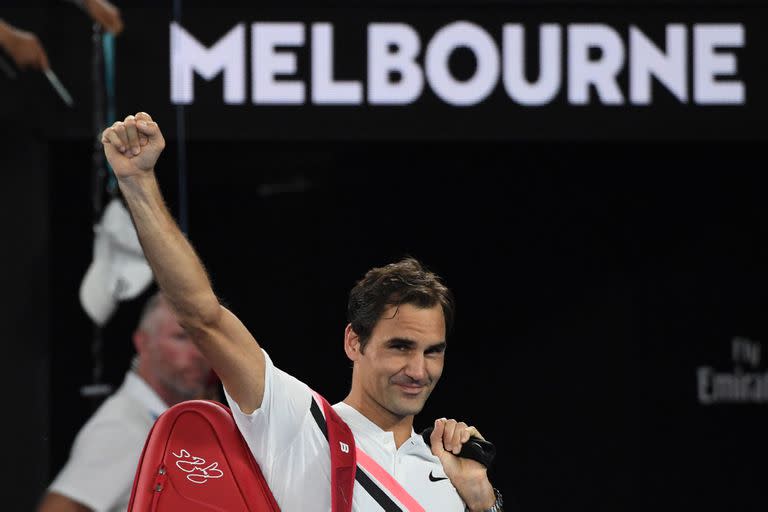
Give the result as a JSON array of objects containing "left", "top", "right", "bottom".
[{"left": 39, "top": 5, "right": 768, "bottom": 140}]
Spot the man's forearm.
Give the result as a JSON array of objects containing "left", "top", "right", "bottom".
[
  {"left": 0, "top": 20, "right": 14, "bottom": 49},
  {"left": 460, "top": 478, "right": 496, "bottom": 512},
  {"left": 37, "top": 491, "right": 92, "bottom": 512},
  {"left": 118, "top": 171, "right": 220, "bottom": 326}
]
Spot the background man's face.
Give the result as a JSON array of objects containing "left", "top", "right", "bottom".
[{"left": 146, "top": 305, "right": 211, "bottom": 400}]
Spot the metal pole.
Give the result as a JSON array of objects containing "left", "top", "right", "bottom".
[
  {"left": 174, "top": 0, "right": 189, "bottom": 234},
  {"left": 80, "top": 22, "right": 112, "bottom": 403}
]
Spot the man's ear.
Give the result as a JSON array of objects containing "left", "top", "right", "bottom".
[
  {"left": 344, "top": 323, "right": 361, "bottom": 361},
  {"left": 132, "top": 329, "right": 147, "bottom": 355}
]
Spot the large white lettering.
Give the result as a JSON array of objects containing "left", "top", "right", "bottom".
[
  {"left": 367, "top": 23, "right": 424, "bottom": 105},
  {"left": 425, "top": 21, "right": 500, "bottom": 106},
  {"left": 629, "top": 25, "right": 687, "bottom": 104},
  {"left": 568, "top": 24, "right": 625, "bottom": 105},
  {"left": 312, "top": 23, "right": 363, "bottom": 104},
  {"left": 503, "top": 24, "right": 561, "bottom": 106},
  {"left": 169, "top": 21, "right": 746, "bottom": 107},
  {"left": 252, "top": 22, "right": 305, "bottom": 104},
  {"left": 694, "top": 24, "right": 745, "bottom": 104},
  {"left": 170, "top": 22, "right": 245, "bottom": 104}
]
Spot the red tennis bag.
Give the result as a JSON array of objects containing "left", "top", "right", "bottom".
[{"left": 127, "top": 398, "right": 356, "bottom": 512}]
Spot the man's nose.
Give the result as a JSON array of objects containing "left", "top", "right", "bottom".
[
  {"left": 404, "top": 353, "right": 427, "bottom": 382},
  {"left": 188, "top": 345, "right": 207, "bottom": 364}
]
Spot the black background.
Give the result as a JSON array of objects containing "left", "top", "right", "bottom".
[
  {"left": 48, "top": 140, "right": 768, "bottom": 511},
  {"left": 37, "top": 3, "right": 768, "bottom": 141},
  {"left": 3, "top": 0, "right": 768, "bottom": 510}
]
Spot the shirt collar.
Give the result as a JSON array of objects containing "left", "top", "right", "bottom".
[
  {"left": 333, "top": 401, "right": 419, "bottom": 444},
  {"left": 123, "top": 370, "right": 169, "bottom": 420}
]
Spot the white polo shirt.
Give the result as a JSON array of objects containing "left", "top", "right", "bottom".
[
  {"left": 225, "top": 350, "right": 467, "bottom": 511},
  {"left": 49, "top": 372, "right": 168, "bottom": 512}
]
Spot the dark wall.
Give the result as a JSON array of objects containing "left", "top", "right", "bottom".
[
  {"left": 3, "top": 136, "right": 49, "bottom": 512},
  {"left": 1, "top": 6, "right": 50, "bottom": 511}
]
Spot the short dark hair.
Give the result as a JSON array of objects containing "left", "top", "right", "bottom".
[
  {"left": 137, "top": 292, "right": 168, "bottom": 335},
  {"left": 347, "top": 257, "right": 454, "bottom": 350}
]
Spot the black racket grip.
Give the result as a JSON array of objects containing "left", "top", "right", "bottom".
[{"left": 420, "top": 427, "right": 496, "bottom": 468}]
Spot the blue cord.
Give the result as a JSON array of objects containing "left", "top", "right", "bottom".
[{"left": 103, "top": 32, "right": 117, "bottom": 193}]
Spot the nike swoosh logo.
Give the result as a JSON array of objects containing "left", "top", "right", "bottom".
[{"left": 429, "top": 471, "right": 448, "bottom": 482}]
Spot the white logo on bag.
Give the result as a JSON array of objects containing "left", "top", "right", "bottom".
[
  {"left": 172, "top": 449, "right": 225, "bottom": 484},
  {"left": 339, "top": 442, "right": 350, "bottom": 454}
]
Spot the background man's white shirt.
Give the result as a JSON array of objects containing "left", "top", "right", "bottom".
[{"left": 49, "top": 372, "right": 168, "bottom": 512}]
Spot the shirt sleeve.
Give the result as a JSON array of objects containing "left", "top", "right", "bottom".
[
  {"left": 223, "top": 349, "right": 313, "bottom": 476},
  {"left": 48, "top": 418, "right": 146, "bottom": 512}
]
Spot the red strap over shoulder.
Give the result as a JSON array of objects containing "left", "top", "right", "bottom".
[
  {"left": 312, "top": 391, "right": 357, "bottom": 512},
  {"left": 311, "top": 392, "right": 426, "bottom": 512}
]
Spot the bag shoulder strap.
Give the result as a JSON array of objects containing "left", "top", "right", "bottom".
[
  {"left": 311, "top": 391, "right": 357, "bottom": 512},
  {"left": 310, "top": 391, "right": 426, "bottom": 512}
]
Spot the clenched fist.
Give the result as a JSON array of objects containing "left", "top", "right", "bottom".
[
  {"left": 101, "top": 112, "right": 165, "bottom": 179},
  {"left": 429, "top": 418, "right": 495, "bottom": 510}
]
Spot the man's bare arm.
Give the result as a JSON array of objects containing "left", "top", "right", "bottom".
[
  {"left": 37, "top": 492, "right": 92, "bottom": 512},
  {"left": 101, "top": 113, "right": 265, "bottom": 413}
]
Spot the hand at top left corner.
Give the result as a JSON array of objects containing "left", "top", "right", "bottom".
[
  {"left": 84, "top": 0, "right": 124, "bottom": 35},
  {"left": 0, "top": 21, "right": 49, "bottom": 70}
]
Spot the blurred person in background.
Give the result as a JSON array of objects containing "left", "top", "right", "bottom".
[
  {"left": 0, "top": 0, "right": 122, "bottom": 72},
  {"left": 36, "top": 292, "right": 214, "bottom": 512}
]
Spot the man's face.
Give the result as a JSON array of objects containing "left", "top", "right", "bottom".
[
  {"left": 356, "top": 303, "right": 446, "bottom": 419},
  {"left": 145, "top": 306, "right": 211, "bottom": 401}
]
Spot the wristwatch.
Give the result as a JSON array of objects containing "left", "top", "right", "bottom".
[{"left": 483, "top": 488, "right": 503, "bottom": 512}]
